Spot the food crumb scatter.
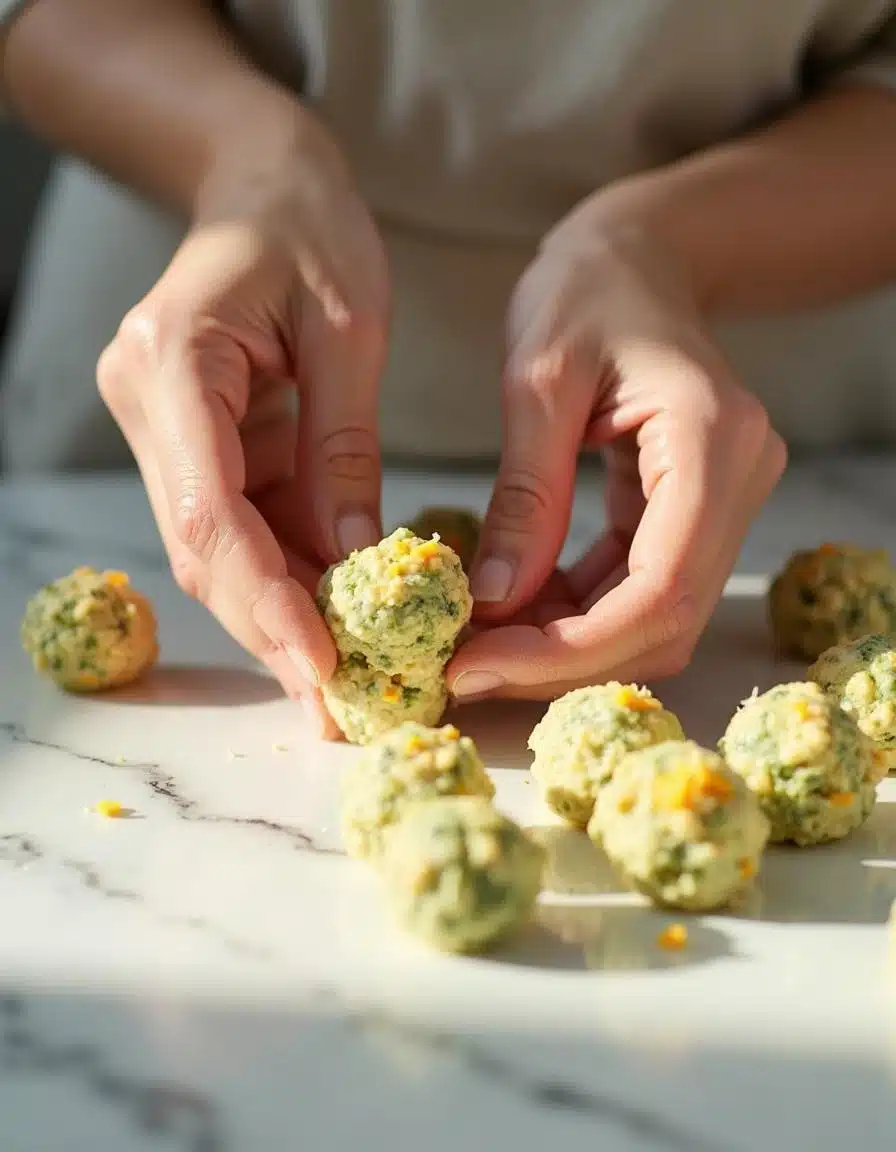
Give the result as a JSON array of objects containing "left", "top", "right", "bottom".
[{"left": 657, "top": 924, "right": 688, "bottom": 951}]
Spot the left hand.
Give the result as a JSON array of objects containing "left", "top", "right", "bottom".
[{"left": 447, "top": 218, "right": 787, "bottom": 702}]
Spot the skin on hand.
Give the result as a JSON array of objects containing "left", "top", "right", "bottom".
[
  {"left": 448, "top": 222, "right": 787, "bottom": 702},
  {"left": 97, "top": 116, "right": 390, "bottom": 735}
]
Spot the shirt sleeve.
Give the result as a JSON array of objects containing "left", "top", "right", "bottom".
[{"left": 831, "top": 14, "right": 896, "bottom": 91}]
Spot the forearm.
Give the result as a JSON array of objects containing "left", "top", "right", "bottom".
[
  {"left": 1, "top": 0, "right": 314, "bottom": 215},
  {"left": 588, "top": 86, "right": 896, "bottom": 316}
]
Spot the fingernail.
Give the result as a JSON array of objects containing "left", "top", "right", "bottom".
[
  {"left": 451, "top": 670, "right": 506, "bottom": 698},
  {"left": 336, "top": 512, "right": 378, "bottom": 556},
  {"left": 285, "top": 645, "right": 320, "bottom": 687},
  {"left": 471, "top": 556, "right": 515, "bottom": 602}
]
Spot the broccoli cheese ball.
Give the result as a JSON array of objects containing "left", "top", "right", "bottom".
[
  {"left": 321, "top": 657, "right": 448, "bottom": 746},
  {"left": 809, "top": 634, "right": 896, "bottom": 774},
  {"left": 341, "top": 722, "right": 495, "bottom": 860},
  {"left": 21, "top": 567, "right": 158, "bottom": 692},
  {"left": 589, "top": 741, "right": 769, "bottom": 911},
  {"left": 719, "top": 681, "right": 882, "bottom": 846},
  {"left": 768, "top": 543, "right": 896, "bottom": 660},
  {"left": 406, "top": 507, "right": 482, "bottom": 570},
  {"left": 528, "top": 683, "right": 685, "bottom": 828},
  {"left": 318, "top": 528, "right": 472, "bottom": 678},
  {"left": 380, "top": 796, "right": 544, "bottom": 953}
]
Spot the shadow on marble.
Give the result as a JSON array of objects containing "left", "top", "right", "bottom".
[
  {"left": 739, "top": 799, "right": 896, "bottom": 927},
  {"left": 4, "top": 982, "right": 896, "bottom": 1152},
  {"left": 526, "top": 825, "right": 621, "bottom": 897},
  {"left": 89, "top": 665, "right": 283, "bottom": 708},
  {"left": 496, "top": 904, "right": 738, "bottom": 973},
  {"left": 447, "top": 699, "right": 544, "bottom": 771},
  {"left": 658, "top": 591, "right": 807, "bottom": 747}
]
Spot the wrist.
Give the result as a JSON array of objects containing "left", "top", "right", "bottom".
[
  {"left": 194, "top": 82, "right": 349, "bottom": 223},
  {"left": 564, "top": 176, "right": 724, "bottom": 316}
]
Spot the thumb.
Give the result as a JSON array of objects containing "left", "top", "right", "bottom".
[
  {"left": 298, "top": 294, "right": 387, "bottom": 561},
  {"left": 472, "top": 348, "right": 593, "bottom": 618}
]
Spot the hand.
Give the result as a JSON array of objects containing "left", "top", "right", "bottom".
[
  {"left": 449, "top": 220, "right": 787, "bottom": 701},
  {"left": 97, "top": 112, "right": 390, "bottom": 733}
]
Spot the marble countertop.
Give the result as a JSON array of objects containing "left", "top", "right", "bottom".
[{"left": 1, "top": 459, "right": 895, "bottom": 1152}]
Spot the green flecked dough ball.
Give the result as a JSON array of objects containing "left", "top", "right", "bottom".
[
  {"left": 768, "top": 543, "right": 896, "bottom": 660},
  {"left": 719, "top": 681, "right": 882, "bottom": 846},
  {"left": 380, "top": 797, "right": 544, "bottom": 953},
  {"left": 322, "top": 656, "right": 447, "bottom": 746},
  {"left": 21, "top": 566, "right": 158, "bottom": 692},
  {"left": 341, "top": 722, "right": 494, "bottom": 860},
  {"left": 528, "top": 683, "right": 685, "bottom": 828},
  {"left": 317, "top": 528, "right": 472, "bottom": 679},
  {"left": 810, "top": 633, "right": 896, "bottom": 774},
  {"left": 589, "top": 741, "right": 769, "bottom": 911}
]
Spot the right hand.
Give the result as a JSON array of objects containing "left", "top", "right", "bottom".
[{"left": 97, "top": 113, "right": 390, "bottom": 734}]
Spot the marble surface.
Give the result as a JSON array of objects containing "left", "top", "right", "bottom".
[{"left": 1, "top": 459, "right": 895, "bottom": 1152}]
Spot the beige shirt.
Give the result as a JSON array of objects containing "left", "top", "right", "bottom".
[{"left": 3, "top": 0, "right": 896, "bottom": 468}]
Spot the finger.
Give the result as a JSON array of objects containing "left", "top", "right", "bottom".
[
  {"left": 456, "top": 426, "right": 784, "bottom": 702},
  {"left": 132, "top": 324, "right": 336, "bottom": 686},
  {"left": 128, "top": 416, "right": 322, "bottom": 702},
  {"left": 472, "top": 347, "right": 594, "bottom": 619},
  {"left": 567, "top": 530, "right": 631, "bottom": 605},
  {"left": 294, "top": 289, "right": 386, "bottom": 563}
]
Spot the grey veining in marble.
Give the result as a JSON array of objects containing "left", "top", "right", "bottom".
[{"left": 0, "top": 461, "right": 895, "bottom": 1152}]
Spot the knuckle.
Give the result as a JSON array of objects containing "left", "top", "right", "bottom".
[
  {"left": 504, "top": 344, "right": 570, "bottom": 405},
  {"left": 766, "top": 427, "right": 789, "bottom": 482},
  {"left": 490, "top": 468, "right": 553, "bottom": 530},
  {"left": 171, "top": 492, "right": 220, "bottom": 564},
  {"left": 96, "top": 343, "right": 131, "bottom": 413},
  {"left": 318, "top": 426, "right": 379, "bottom": 484},
  {"left": 727, "top": 391, "right": 771, "bottom": 456},
  {"left": 116, "top": 302, "right": 167, "bottom": 366},
  {"left": 644, "top": 578, "right": 699, "bottom": 650},
  {"left": 330, "top": 303, "right": 387, "bottom": 359}
]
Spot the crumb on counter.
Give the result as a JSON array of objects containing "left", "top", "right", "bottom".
[
  {"left": 272, "top": 743, "right": 289, "bottom": 753},
  {"left": 94, "top": 800, "right": 124, "bottom": 819},
  {"left": 657, "top": 923, "right": 689, "bottom": 951}
]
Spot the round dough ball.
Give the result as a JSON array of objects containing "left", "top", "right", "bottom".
[
  {"left": 318, "top": 528, "right": 472, "bottom": 677},
  {"left": 380, "top": 796, "right": 544, "bottom": 953},
  {"left": 405, "top": 507, "right": 482, "bottom": 570},
  {"left": 719, "top": 681, "right": 881, "bottom": 846},
  {"left": 21, "top": 567, "right": 158, "bottom": 692},
  {"left": 589, "top": 741, "right": 769, "bottom": 911},
  {"left": 322, "top": 656, "right": 448, "bottom": 745},
  {"left": 528, "top": 683, "right": 685, "bottom": 828},
  {"left": 768, "top": 543, "right": 896, "bottom": 660},
  {"left": 810, "top": 633, "right": 896, "bottom": 774},
  {"left": 341, "top": 722, "right": 495, "bottom": 860}
]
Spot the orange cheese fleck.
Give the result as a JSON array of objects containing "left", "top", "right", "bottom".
[
  {"left": 738, "top": 857, "right": 756, "bottom": 880},
  {"left": 657, "top": 924, "right": 688, "bottom": 951},
  {"left": 614, "top": 685, "right": 660, "bottom": 712},
  {"left": 95, "top": 800, "right": 124, "bottom": 819},
  {"left": 828, "top": 791, "right": 854, "bottom": 807},
  {"left": 381, "top": 685, "right": 402, "bottom": 704},
  {"left": 653, "top": 764, "right": 732, "bottom": 811}
]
